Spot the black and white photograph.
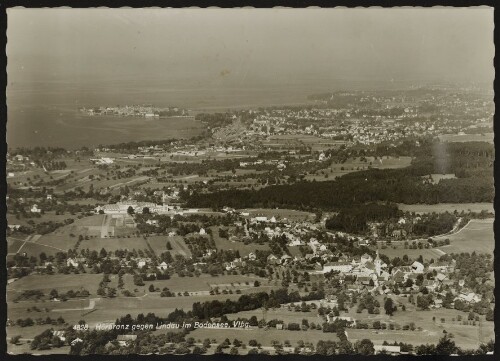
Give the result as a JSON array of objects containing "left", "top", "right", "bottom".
[{"left": 4, "top": 7, "right": 495, "bottom": 356}]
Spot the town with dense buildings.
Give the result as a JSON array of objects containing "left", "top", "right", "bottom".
[{"left": 5, "top": 86, "right": 495, "bottom": 356}]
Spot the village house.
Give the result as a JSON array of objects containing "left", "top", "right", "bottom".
[
  {"left": 267, "top": 254, "right": 279, "bottom": 265},
  {"left": 116, "top": 334, "right": 137, "bottom": 347},
  {"left": 137, "top": 258, "right": 150, "bottom": 268},
  {"left": 66, "top": 257, "right": 85, "bottom": 268},
  {"left": 30, "top": 204, "right": 41, "bottom": 213},
  {"left": 410, "top": 261, "right": 425, "bottom": 273},
  {"left": 280, "top": 254, "right": 292, "bottom": 265},
  {"left": 428, "top": 260, "right": 456, "bottom": 273},
  {"left": 157, "top": 261, "right": 169, "bottom": 271},
  {"left": 374, "top": 345, "right": 401, "bottom": 355}
]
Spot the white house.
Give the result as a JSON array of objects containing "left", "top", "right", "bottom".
[
  {"left": 137, "top": 259, "right": 148, "bottom": 268},
  {"left": 374, "top": 345, "right": 401, "bottom": 355},
  {"left": 411, "top": 261, "right": 425, "bottom": 273},
  {"left": 31, "top": 204, "right": 41, "bottom": 213},
  {"left": 199, "top": 228, "right": 206, "bottom": 235},
  {"left": 280, "top": 254, "right": 292, "bottom": 264},
  {"left": 117, "top": 334, "right": 137, "bottom": 346},
  {"left": 66, "top": 258, "right": 84, "bottom": 268},
  {"left": 157, "top": 261, "right": 169, "bottom": 271}
]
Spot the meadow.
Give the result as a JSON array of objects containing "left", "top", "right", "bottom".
[
  {"left": 147, "top": 235, "right": 192, "bottom": 257},
  {"left": 438, "top": 132, "right": 494, "bottom": 144},
  {"left": 332, "top": 293, "right": 495, "bottom": 350},
  {"left": 213, "top": 236, "right": 270, "bottom": 257},
  {"left": 397, "top": 203, "right": 494, "bottom": 215},
  {"left": 305, "top": 156, "right": 412, "bottom": 182},
  {"left": 435, "top": 218, "right": 494, "bottom": 254},
  {"left": 190, "top": 327, "right": 340, "bottom": 348}
]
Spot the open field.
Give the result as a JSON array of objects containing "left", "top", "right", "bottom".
[
  {"left": 397, "top": 203, "right": 494, "bottom": 214},
  {"left": 7, "top": 273, "right": 104, "bottom": 297},
  {"left": 7, "top": 233, "right": 70, "bottom": 257},
  {"left": 190, "top": 327, "right": 340, "bottom": 347},
  {"left": 231, "top": 307, "right": 322, "bottom": 325},
  {"left": 146, "top": 235, "right": 192, "bottom": 257},
  {"left": 7, "top": 238, "right": 26, "bottom": 254},
  {"left": 130, "top": 274, "right": 273, "bottom": 295},
  {"left": 436, "top": 218, "right": 494, "bottom": 254},
  {"left": 81, "top": 237, "right": 148, "bottom": 252},
  {"left": 438, "top": 132, "right": 494, "bottom": 143},
  {"left": 337, "top": 293, "right": 494, "bottom": 350},
  {"left": 213, "top": 236, "right": 270, "bottom": 257},
  {"left": 379, "top": 218, "right": 494, "bottom": 260},
  {"left": 7, "top": 292, "right": 249, "bottom": 340},
  {"left": 305, "top": 156, "right": 413, "bottom": 181}
]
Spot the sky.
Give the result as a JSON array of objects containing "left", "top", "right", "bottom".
[{"left": 7, "top": 7, "right": 494, "bottom": 89}]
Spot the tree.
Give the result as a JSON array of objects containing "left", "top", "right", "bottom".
[
  {"left": 354, "top": 339, "right": 374, "bottom": 355},
  {"left": 384, "top": 298, "right": 396, "bottom": 316},
  {"left": 192, "top": 346, "right": 204, "bottom": 354},
  {"left": 166, "top": 242, "right": 172, "bottom": 250},
  {"left": 435, "top": 334, "right": 457, "bottom": 355},
  {"left": 99, "top": 248, "right": 107, "bottom": 258},
  {"left": 149, "top": 284, "right": 155, "bottom": 292},
  {"left": 203, "top": 338, "right": 211, "bottom": 348},
  {"left": 10, "top": 335, "right": 22, "bottom": 345},
  {"left": 486, "top": 308, "right": 494, "bottom": 321},
  {"left": 127, "top": 206, "right": 135, "bottom": 215},
  {"left": 417, "top": 295, "right": 430, "bottom": 310},
  {"left": 142, "top": 207, "right": 150, "bottom": 214},
  {"left": 107, "top": 287, "right": 116, "bottom": 298}
]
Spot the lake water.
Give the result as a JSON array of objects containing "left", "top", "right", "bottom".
[
  {"left": 6, "top": 81, "right": 325, "bottom": 149},
  {"left": 6, "top": 105, "right": 206, "bottom": 150}
]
